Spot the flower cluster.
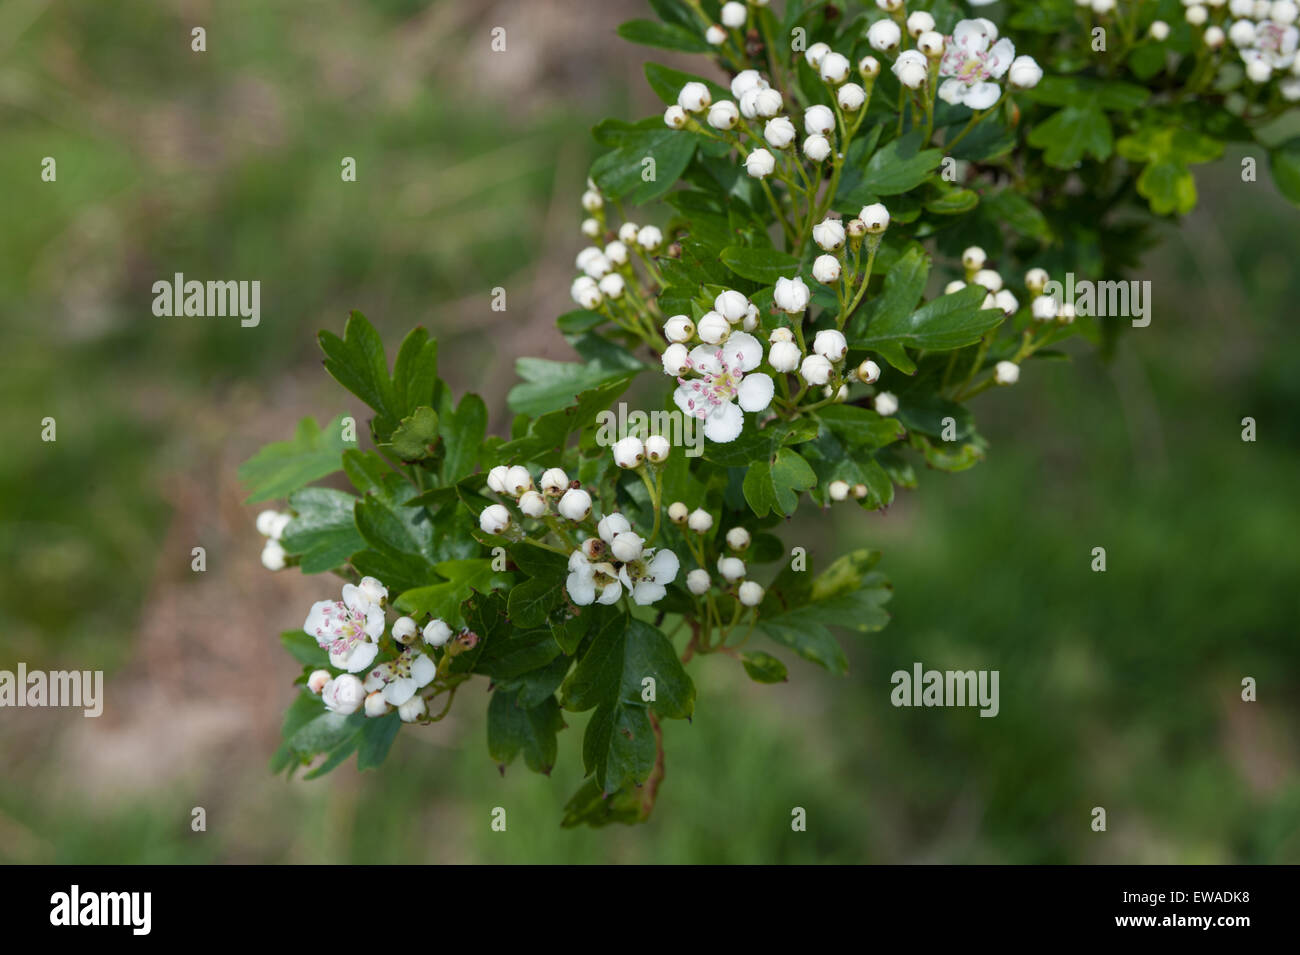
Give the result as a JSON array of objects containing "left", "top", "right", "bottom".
[{"left": 936, "top": 17, "right": 1042, "bottom": 110}]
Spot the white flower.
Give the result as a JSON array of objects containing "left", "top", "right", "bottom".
[
  {"left": 662, "top": 342, "right": 690, "bottom": 376},
  {"left": 946, "top": 279, "right": 968, "bottom": 295},
  {"left": 803, "top": 134, "right": 832, "bottom": 161},
  {"left": 860, "top": 202, "right": 890, "bottom": 233},
  {"left": 321, "top": 675, "right": 365, "bottom": 715},
  {"left": 858, "top": 358, "right": 881, "bottom": 383},
  {"left": 1245, "top": 56, "right": 1273, "bottom": 82},
  {"left": 619, "top": 548, "right": 680, "bottom": 605},
  {"left": 813, "top": 254, "right": 841, "bottom": 284},
  {"left": 688, "top": 508, "right": 714, "bottom": 533},
  {"left": 486, "top": 464, "right": 510, "bottom": 494},
  {"left": 566, "top": 550, "right": 623, "bottom": 606},
  {"left": 804, "top": 104, "right": 835, "bottom": 136},
  {"left": 423, "top": 618, "right": 453, "bottom": 647},
  {"left": 557, "top": 487, "right": 592, "bottom": 521},
  {"left": 867, "top": 19, "right": 902, "bottom": 51},
  {"left": 1243, "top": 19, "right": 1299, "bottom": 72},
  {"left": 519, "top": 490, "right": 547, "bottom": 518},
  {"left": 973, "top": 269, "right": 1003, "bottom": 292},
  {"left": 392, "top": 616, "right": 418, "bottom": 644},
  {"left": 598, "top": 273, "right": 625, "bottom": 299},
  {"left": 1229, "top": 0, "right": 1254, "bottom": 14},
  {"left": 773, "top": 275, "right": 811, "bottom": 313},
  {"left": 918, "top": 31, "right": 946, "bottom": 57},
  {"left": 673, "top": 332, "right": 774, "bottom": 443},
  {"left": 1008, "top": 55, "right": 1042, "bottom": 89},
  {"left": 1149, "top": 20, "right": 1171, "bottom": 41},
  {"left": 611, "top": 531, "right": 645, "bottom": 563},
  {"left": 708, "top": 100, "right": 740, "bottom": 130},
  {"left": 744, "top": 148, "right": 776, "bottom": 178},
  {"left": 1276, "top": 1, "right": 1300, "bottom": 25},
  {"left": 480, "top": 503, "right": 511, "bottom": 535},
  {"left": 637, "top": 225, "right": 664, "bottom": 251},
  {"left": 304, "top": 588, "right": 384, "bottom": 673},
  {"left": 838, "top": 82, "right": 866, "bottom": 110},
  {"left": 365, "top": 649, "right": 436, "bottom": 706},
  {"left": 991, "top": 289, "right": 1018, "bottom": 316},
  {"left": 1204, "top": 25, "right": 1226, "bottom": 48},
  {"left": 1229, "top": 19, "right": 1257, "bottom": 46},
  {"left": 962, "top": 245, "right": 987, "bottom": 271},
  {"left": 1024, "top": 268, "right": 1049, "bottom": 294},
  {"left": 504, "top": 466, "right": 532, "bottom": 496},
  {"left": 261, "top": 539, "right": 287, "bottom": 571},
  {"left": 770, "top": 327, "right": 793, "bottom": 343},
  {"left": 994, "top": 361, "right": 1020, "bottom": 385},
  {"left": 814, "top": 329, "right": 848, "bottom": 362},
  {"left": 618, "top": 222, "right": 639, "bottom": 244},
  {"left": 743, "top": 87, "right": 782, "bottom": 118},
  {"left": 540, "top": 467, "right": 569, "bottom": 494},
  {"left": 805, "top": 42, "right": 831, "bottom": 68},
  {"left": 829, "top": 479, "right": 851, "bottom": 501},
  {"left": 764, "top": 116, "right": 797, "bottom": 149},
  {"left": 1031, "top": 295, "right": 1059, "bottom": 322},
  {"left": 721, "top": 1, "right": 747, "bottom": 28},
  {"left": 678, "top": 82, "right": 712, "bottom": 112},
  {"left": 726, "top": 527, "right": 752, "bottom": 550},
  {"left": 874, "top": 392, "right": 899, "bottom": 416},
  {"left": 731, "top": 69, "right": 766, "bottom": 99},
  {"left": 364, "top": 691, "right": 391, "bottom": 718},
  {"left": 668, "top": 502, "right": 689, "bottom": 524},
  {"left": 398, "top": 695, "right": 426, "bottom": 722},
  {"left": 813, "top": 217, "right": 846, "bottom": 251},
  {"left": 582, "top": 253, "right": 611, "bottom": 279},
  {"left": 581, "top": 189, "right": 603, "bottom": 213},
  {"left": 575, "top": 285, "right": 602, "bottom": 310},
  {"left": 613, "top": 436, "right": 646, "bottom": 468},
  {"left": 908, "top": 11, "right": 936, "bottom": 36},
  {"left": 603, "top": 241, "right": 627, "bottom": 267},
  {"left": 686, "top": 569, "right": 711, "bottom": 594},
  {"left": 938, "top": 19, "right": 1016, "bottom": 109},
  {"left": 715, "top": 289, "right": 751, "bottom": 323},
  {"left": 820, "top": 51, "right": 851, "bottom": 84},
  {"left": 894, "top": 49, "right": 930, "bottom": 89},
  {"left": 355, "top": 576, "right": 387, "bottom": 607},
  {"left": 256, "top": 509, "right": 285, "bottom": 538},
  {"left": 738, "top": 581, "right": 765, "bottom": 606},
  {"left": 717, "top": 555, "right": 746, "bottom": 581},
  {"left": 664, "top": 314, "right": 695, "bottom": 342},
  {"left": 646, "top": 435, "right": 671, "bottom": 463},
  {"left": 744, "top": 303, "right": 759, "bottom": 330},
  {"left": 582, "top": 218, "right": 600, "bottom": 238},
  {"left": 307, "top": 669, "right": 331, "bottom": 694},
  {"left": 664, "top": 105, "right": 688, "bottom": 129},
  {"left": 800, "top": 354, "right": 833, "bottom": 385},
  {"left": 768, "top": 339, "right": 802, "bottom": 372},
  {"left": 698, "top": 311, "right": 731, "bottom": 344},
  {"left": 598, "top": 512, "right": 632, "bottom": 544}
]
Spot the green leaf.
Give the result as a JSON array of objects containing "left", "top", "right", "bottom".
[
  {"left": 981, "top": 191, "right": 1050, "bottom": 241},
  {"left": 617, "top": 18, "right": 711, "bottom": 53},
  {"left": 439, "top": 393, "right": 487, "bottom": 482},
  {"left": 720, "top": 246, "right": 802, "bottom": 284},
  {"left": 507, "top": 575, "right": 563, "bottom": 628},
  {"left": 740, "top": 651, "right": 789, "bottom": 684},
  {"left": 644, "top": 62, "right": 729, "bottom": 105},
  {"left": 392, "top": 327, "right": 440, "bottom": 417},
  {"left": 238, "top": 414, "right": 352, "bottom": 504},
  {"left": 561, "top": 617, "right": 694, "bottom": 718},
  {"left": 583, "top": 702, "right": 656, "bottom": 794},
  {"left": 507, "top": 358, "right": 637, "bottom": 418},
  {"left": 816, "top": 404, "right": 906, "bottom": 450},
  {"left": 590, "top": 119, "right": 697, "bottom": 204},
  {"left": 856, "top": 284, "right": 1004, "bottom": 352},
  {"left": 742, "top": 447, "right": 817, "bottom": 517},
  {"left": 1270, "top": 139, "right": 1300, "bottom": 205},
  {"left": 488, "top": 689, "right": 565, "bottom": 774},
  {"left": 1028, "top": 105, "right": 1113, "bottom": 168},
  {"left": 561, "top": 778, "right": 647, "bottom": 828},
  {"left": 395, "top": 558, "right": 509, "bottom": 624},
  {"left": 318, "top": 311, "right": 401, "bottom": 429},
  {"left": 849, "top": 246, "right": 929, "bottom": 339},
  {"left": 280, "top": 630, "right": 329, "bottom": 668},
  {"left": 385, "top": 405, "right": 440, "bottom": 461},
  {"left": 857, "top": 132, "right": 943, "bottom": 196},
  {"left": 356, "top": 712, "right": 401, "bottom": 770},
  {"left": 281, "top": 487, "right": 365, "bottom": 573}
]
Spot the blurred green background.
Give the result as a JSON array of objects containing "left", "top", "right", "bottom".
[{"left": 2, "top": 0, "right": 1297, "bottom": 863}]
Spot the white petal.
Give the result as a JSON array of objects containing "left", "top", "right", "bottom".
[
  {"left": 597, "top": 581, "right": 623, "bottom": 605},
  {"left": 647, "top": 549, "right": 680, "bottom": 585},
  {"left": 687, "top": 345, "right": 723, "bottom": 375},
  {"left": 954, "top": 19, "right": 989, "bottom": 51},
  {"left": 632, "top": 581, "right": 667, "bottom": 605},
  {"left": 384, "top": 677, "right": 416, "bottom": 706},
  {"left": 341, "top": 583, "right": 368, "bottom": 613},
  {"left": 963, "top": 82, "right": 1002, "bottom": 110},
  {"left": 364, "top": 606, "right": 385, "bottom": 640},
  {"left": 703, "top": 402, "right": 745, "bottom": 443},
  {"left": 722, "top": 331, "right": 763, "bottom": 372},
  {"left": 410, "top": 653, "right": 436, "bottom": 687},
  {"left": 673, "top": 385, "right": 698, "bottom": 417},
  {"left": 736, "top": 373, "right": 775, "bottom": 413},
  {"left": 332, "top": 641, "right": 378, "bottom": 674},
  {"left": 938, "top": 79, "right": 965, "bottom": 105},
  {"left": 567, "top": 570, "right": 596, "bottom": 606},
  {"left": 987, "top": 38, "right": 1016, "bottom": 78},
  {"left": 303, "top": 601, "right": 336, "bottom": 643}
]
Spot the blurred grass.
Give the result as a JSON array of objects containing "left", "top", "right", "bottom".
[{"left": 1, "top": 1, "right": 1297, "bottom": 863}]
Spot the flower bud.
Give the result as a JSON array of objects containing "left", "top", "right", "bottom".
[
  {"left": 613, "top": 436, "right": 646, "bottom": 469},
  {"left": 581, "top": 218, "right": 600, "bottom": 238},
  {"left": 721, "top": 1, "right": 747, "bottom": 28},
  {"left": 961, "top": 246, "right": 987, "bottom": 271},
  {"left": 858, "top": 359, "right": 881, "bottom": 384},
  {"left": 1031, "top": 295, "right": 1059, "bottom": 322},
  {"left": 814, "top": 329, "right": 848, "bottom": 362},
  {"left": 744, "top": 148, "right": 776, "bottom": 178},
  {"left": 804, "top": 104, "right": 835, "bottom": 136},
  {"left": 708, "top": 99, "right": 740, "bottom": 130},
  {"left": 365, "top": 690, "right": 392, "bottom": 718},
  {"left": 803, "top": 134, "right": 832, "bottom": 162},
  {"left": 662, "top": 343, "right": 690, "bottom": 376},
  {"left": 261, "top": 539, "right": 287, "bottom": 571},
  {"left": 256, "top": 509, "right": 281, "bottom": 537},
  {"left": 392, "top": 616, "right": 418, "bottom": 644},
  {"left": 805, "top": 42, "right": 831, "bottom": 68},
  {"left": 994, "top": 289, "right": 1019, "bottom": 316},
  {"left": 664, "top": 314, "right": 695, "bottom": 343},
  {"left": 686, "top": 569, "right": 711, "bottom": 594},
  {"left": 706, "top": 23, "right": 727, "bottom": 45},
  {"left": 860, "top": 202, "right": 890, "bottom": 233},
  {"left": 973, "top": 269, "right": 1003, "bottom": 292},
  {"left": 322, "top": 675, "right": 365, "bottom": 715},
  {"left": 398, "top": 695, "right": 427, "bottom": 722},
  {"left": 617, "top": 222, "right": 639, "bottom": 244},
  {"left": 813, "top": 217, "right": 846, "bottom": 251},
  {"left": 664, "top": 105, "right": 688, "bottom": 129},
  {"left": 581, "top": 190, "right": 603, "bottom": 213},
  {"left": 575, "top": 285, "right": 602, "bottom": 310},
  {"left": 918, "top": 31, "right": 946, "bottom": 57},
  {"left": 1228, "top": 19, "right": 1255, "bottom": 46},
  {"left": 852, "top": 483, "right": 868, "bottom": 499},
  {"left": 486, "top": 464, "right": 511, "bottom": 494},
  {"left": 1024, "top": 268, "right": 1049, "bottom": 295},
  {"left": 738, "top": 581, "right": 765, "bottom": 606},
  {"left": 423, "top": 618, "right": 453, "bottom": 648},
  {"left": 637, "top": 225, "right": 663, "bottom": 251},
  {"left": 820, "top": 52, "right": 851, "bottom": 84},
  {"left": 698, "top": 311, "right": 731, "bottom": 344},
  {"left": 1185, "top": 4, "right": 1207, "bottom": 24},
  {"left": 753, "top": 88, "right": 783, "bottom": 118},
  {"left": 773, "top": 275, "right": 811, "bottom": 314},
  {"left": 837, "top": 82, "right": 866, "bottom": 111},
  {"left": 610, "top": 531, "right": 645, "bottom": 564},
  {"left": 678, "top": 82, "right": 712, "bottom": 113},
  {"left": 945, "top": 279, "right": 967, "bottom": 295},
  {"left": 868, "top": 19, "right": 902, "bottom": 52},
  {"left": 873, "top": 391, "right": 899, "bottom": 416},
  {"left": 731, "top": 69, "right": 766, "bottom": 99},
  {"left": 479, "top": 504, "right": 511, "bottom": 535},
  {"left": 603, "top": 240, "right": 628, "bottom": 267},
  {"left": 1203, "top": 25, "right": 1226, "bottom": 47},
  {"left": 646, "top": 435, "right": 671, "bottom": 463},
  {"left": 906, "top": 10, "right": 935, "bottom": 36},
  {"left": 715, "top": 290, "right": 750, "bottom": 323},
  {"left": 1246, "top": 58, "right": 1272, "bottom": 83},
  {"left": 859, "top": 55, "right": 881, "bottom": 78},
  {"left": 764, "top": 116, "right": 797, "bottom": 149},
  {"left": 877, "top": 0, "right": 903, "bottom": 11},
  {"left": 994, "top": 361, "right": 1020, "bottom": 385},
  {"left": 726, "top": 527, "right": 752, "bottom": 551},
  {"left": 800, "top": 354, "right": 833, "bottom": 385},
  {"left": 519, "top": 490, "right": 547, "bottom": 518},
  {"left": 598, "top": 273, "right": 625, "bottom": 299},
  {"left": 1148, "top": 20, "right": 1170, "bottom": 41},
  {"left": 717, "top": 556, "right": 746, "bottom": 581},
  {"left": 768, "top": 340, "right": 802, "bottom": 373},
  {"left": 540, "top": 468, "right": 569, "bottom": 494},
  {"left": 556, "top": 488, "right": 592, "bottom": 522},
  {"left": 829, "top": 479, "right": 850, "bottom": 501},
  {"left": 812, "top": 254, "right": 842, "bottom": 284},
  {"left": 688, "top": 509, "right": 714, "bottom": 533},
  {"left": 892, "top": 50, "right": 929, "bottom": 88},
  {"left": 307, "top": 669, "right": 331, "bottom": 694},
  {"left": 669, "top": 501, "right": 690, "bottom": 524},
  {"left": 505, "top": 466, "right": 532, "bottom": 497}
]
